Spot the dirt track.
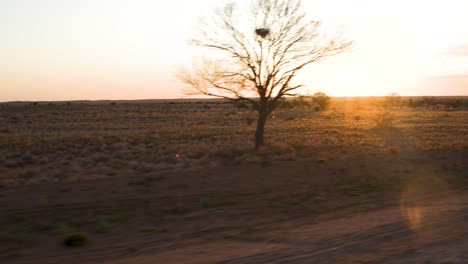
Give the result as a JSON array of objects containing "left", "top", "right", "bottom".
[
  {"left": 6, "top": 193, "right": 467, "bottom": 264},
  {"left": 93, "top": 193, "right": 468, "bottom": 264},
  {"left": 1, "top": 150, "right": 467, "bottom": 264}
]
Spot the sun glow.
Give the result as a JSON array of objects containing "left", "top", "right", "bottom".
[{"left": 334, "top": 67, "right": 369, "bottom": 96}]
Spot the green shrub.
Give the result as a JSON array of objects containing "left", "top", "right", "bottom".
[
  {"left": 64, "top": 233, "right": 88, "bottom": 247},
  {"left": 141, "top": 226, "right": 157, "bottom": 232}
]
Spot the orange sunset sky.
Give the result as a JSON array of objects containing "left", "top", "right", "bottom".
[{"left": 2, "top": 0, "right": 468, "bottom": 101}]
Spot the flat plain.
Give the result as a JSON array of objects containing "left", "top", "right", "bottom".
[{"left": 0, "top": 97, "right": 467, "bottom": 263}]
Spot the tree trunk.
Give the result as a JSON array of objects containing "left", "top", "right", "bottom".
[{"left": 255, "top": 112, "right": 268, "bottom": 150}]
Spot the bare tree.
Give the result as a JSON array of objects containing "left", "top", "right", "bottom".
[{"left": 178, "top": 0, "right": 353, "bottom": 149}]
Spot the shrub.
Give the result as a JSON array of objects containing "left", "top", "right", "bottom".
[
  {"left": 373, "top": 111, "right": 394, "bottom": 128},
  {"left": 277, "top": 98, "right": 295, "bottom": 109},
  {"left": 383, "top": 92, "right": 401, "bottom": 107},
  {"left": 275, "top": 93, "right": 331, "bottom": 110},
  {"left": 64, "top": 233, "right": 88, "bottom": 247},
  {"left": 235, "top": 100, "right": 258, "bottom": 111},
  {"left": 243, "top": 114, "right": 255, "bottom": 126},
  {"left": 312, "top": 92, "right": 331, "bottom": 110},
  {"left": 408, "top": 98, "right": 425, "bottom": 107},
  {"left": 291, "top": 97, "right": 312, "bottom": 108},
  {"left": 141, "top": 226, "right": 157, "bottom": 232},
  {"left": 446, "top": 100, "right": 463, "bottom": 108}
]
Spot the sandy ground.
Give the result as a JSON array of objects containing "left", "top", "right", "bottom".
[{"left": 1, "top": 149, "right": 467, "bottom": 264}]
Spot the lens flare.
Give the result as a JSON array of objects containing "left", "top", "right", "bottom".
[
  {"left": 400, "top": 185, "right": 425, "bottom": 229},
  {"left": 399, "top": 174, "right": 454, "bottom": 233}
]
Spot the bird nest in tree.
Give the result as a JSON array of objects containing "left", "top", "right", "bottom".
[{"left": 255, "top": 28, "right": 270, "bottom": 38}]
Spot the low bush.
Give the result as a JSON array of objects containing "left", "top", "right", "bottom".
[
  {"left": 311, "top": 92, "right": 331, "bottom": 110},
  {"left": 372, "top": 111, "right": 394, "bottom": 129},
  {"left": 64, "top": 233, "right": 88, "bottom": 247}
]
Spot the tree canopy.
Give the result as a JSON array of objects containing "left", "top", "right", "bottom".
[{"left": 179, "top": 0, "right": 353, "bottom": 148}]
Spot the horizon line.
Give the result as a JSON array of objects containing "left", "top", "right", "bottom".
[{"left": 2, "top": 95, "right": 468, "bottom": 104}]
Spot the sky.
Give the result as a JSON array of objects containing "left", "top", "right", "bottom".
[{"left": 1, "top": 0, "right": 468, "bottom": 101}]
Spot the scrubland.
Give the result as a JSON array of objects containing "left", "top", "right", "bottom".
[
  {"left": 0, "top": 97, "right": 467, "bottom": 263},
  {"left": 1, "top": 97, "right": 466, "bottom": 185}
]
